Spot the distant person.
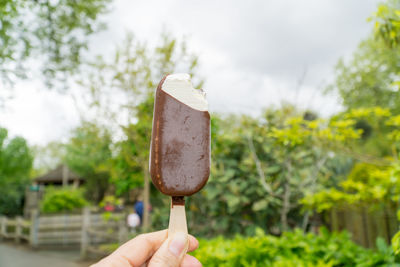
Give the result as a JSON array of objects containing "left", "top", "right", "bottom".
[
  {"left": 134, "top": 199, "right": 144, "bottom": 222},
  {"left": 126, "top": 211, "right": 140, "bottom": 233}
]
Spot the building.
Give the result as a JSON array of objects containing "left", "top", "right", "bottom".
[
  {"left": 34, "top": 164, "right": 83, "bottom": 187},
  {"left": 24, "top": 165, "right": 84, "bottom": 217}
]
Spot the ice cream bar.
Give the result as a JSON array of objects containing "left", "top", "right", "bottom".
[{"left": 150, "top": 74, "right": 210, "bottom": 200}]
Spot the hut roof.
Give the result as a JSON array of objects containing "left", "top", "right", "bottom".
[{"left": 34, "top": 165, "right": 82, "bottom": 183}]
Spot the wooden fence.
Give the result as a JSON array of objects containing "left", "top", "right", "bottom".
[
  {"left": 81, "top": 207, "right": 129, "bottom": 258},
  {"left": 0, "top": 216, "right": 31, "bottom": 244},
  {"left": 330, "top": 206, "right": 399, "bottom": 248},
  {"left": 0, "top": 208, "right": 127, "bottom": 258}
]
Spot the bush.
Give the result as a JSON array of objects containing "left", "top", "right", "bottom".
[
  {"left": 191, "top": 228, "right": 400, "bottom": 266},
  {"left": 40, "top": 187, "right": 87, "bottom": 214}
]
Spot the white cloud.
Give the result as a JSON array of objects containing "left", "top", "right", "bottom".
[
  {"left": 0, "top": 0, "right": 381, "bottom": 144},
  {"left": 0, "top": 81, "right": 80, "bottom": 145}
]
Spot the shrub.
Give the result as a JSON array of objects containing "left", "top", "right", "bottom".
[
  {"left": 40, "top": 187, "right": 87, "bottom": 214},
  {"left": 191, "top": 228, "right": 400, "bottom": 266}
]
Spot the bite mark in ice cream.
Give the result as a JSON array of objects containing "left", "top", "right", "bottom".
[{"left": 161, "top": 73, "right": 208, "bottom": 111}]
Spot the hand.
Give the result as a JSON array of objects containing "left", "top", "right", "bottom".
[{"left": 91, "top": 230, "right": 202, "bottom": 267}]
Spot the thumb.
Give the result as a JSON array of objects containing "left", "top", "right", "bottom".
[{"left": 148, "top": 232, "right": 188, "bottom": 267}]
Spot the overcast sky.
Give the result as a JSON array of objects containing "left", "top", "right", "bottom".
[{"left": 0, "top": 0, "right": 381, "bottom": 145}]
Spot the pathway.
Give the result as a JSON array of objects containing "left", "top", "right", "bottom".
[{"left": 0, "top": 242, "right": 95, "bottom": 267}]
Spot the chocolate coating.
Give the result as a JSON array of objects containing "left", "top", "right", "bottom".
[
  {"left": 150, "top": 75, "right": 210, "bottom": 196},
  {"left": 171, "top": 196, "right": 185, "bottom": 206}
]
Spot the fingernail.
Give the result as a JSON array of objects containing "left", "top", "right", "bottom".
[{"left": 169, "top": 232, "right": 187, "bottom": 257}]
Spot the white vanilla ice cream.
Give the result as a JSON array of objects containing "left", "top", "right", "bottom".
[{"left": 161, "top": 73, "right": 208, "bottom": 111}]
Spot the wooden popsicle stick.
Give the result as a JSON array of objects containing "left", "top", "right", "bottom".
[{"left": 168, "top": 197, "right": 189, "bottom": 253}]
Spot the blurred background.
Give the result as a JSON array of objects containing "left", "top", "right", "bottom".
[{"left": 1, "top": 0, "right": 400, "bottom": 266}]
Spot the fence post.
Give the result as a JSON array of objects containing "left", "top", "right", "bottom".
[
  {"left": 29, "top": 210, "right": 39, "bottom": 248},
  {"left": 118, "top": 216, "right": 128, "bottom": 244},
  {"left": 1, "top": 216, "right": 8, "bottom": 239},
  {"left": 331, "top": 209, "right": 339, "bottom": 231},
  {"left": 0, "top": 216, "right": 5, "bottom": 240},
  {"left": 15, "top": 217, "right": 22, "bottom": 243},
  {"left": 81, "top": 207, "right": 90, "bottom": 259}
]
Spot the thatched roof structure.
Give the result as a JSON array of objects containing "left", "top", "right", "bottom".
[{"left": 34, "top": 165, "right": 83, "bottom": 185}]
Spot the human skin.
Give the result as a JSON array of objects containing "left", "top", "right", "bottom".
[{"left": 91, "top": 230, "right": 202, "bottom": 267}]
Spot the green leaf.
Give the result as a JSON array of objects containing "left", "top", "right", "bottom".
[
  {"left": 392, "top": 231, "right": 400, "bottom": 255},
  {"left": 266, "top": 165, "right": 280, "bottom": 174},
  {"left": 252, "top": 199, "right": 268, "bottom": 211},
  {"left": 376, "top": 237, "right": 388, "bottom": 253}
]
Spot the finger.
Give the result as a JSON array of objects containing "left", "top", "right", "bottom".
[
  {"left": 92, "top": 230, "right": 168, "bottom": 267},
  {"left": 140, "top": 236, "right": 198, "bottom": 267},
  {"left": 148, "top": 231, "right": 188, "bottom": 267},
  {"left": 91, "top": 230, "right": 199, "bottom": 267},
  {"left": 111, "top": 230, "right": 168, "bottom": 266},
  {"left": 113, "top": 231, "right": 197, "bottom": 265},
  {"left": 181, "top": 254, "right": 202, "bottom": 267},
  {"left": 187, "top": 235, "right": 199, "bottom": 252}
]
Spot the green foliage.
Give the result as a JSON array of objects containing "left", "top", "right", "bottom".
[
  {"left": 81, "top": 228, "right": 400, "bottom": 266},
  {"left": 31, "top": 141, "right": 66, "bottom": 177},
  {"left": 331, "top": 0, "right": 400, "bottom": 121},
  {"left": 191, "top": 228, "right": 400, "bottom": 266},
  {"left": 371, "top": 0, "right": 400, "bottom": 48},
  {"left": 340, "top": 0, "right": 400, "bottom": 250},
  {"left": 332, "top": 36, "right": 400, "bottom": 114},
  {"left": 387, "top": 115, "right": 400, "bottom": 142},
  {"left": 0, "top": 128, "right": 33, "bottom": 216},
  {"left": 302, "top": 106, "right": 400, "bottom": 212},
  {"left": 179, "top": 106, "right": 362, "bottom": 236},
  {"left": 91, "top": 229, "right": 400, "bottom": 266},
  {"left": 100, "top": 211, "right": 122, "bottom": 222},
  {"left": 65, "top": 122, "right": 112, "bottom": 203},
  {"left": 302, "top": 162, "right": 400, "bottom": 212},
  {"left": 331, "top": 1, "right": 400, "bottom": 157},
  {"left": 40, "top": 187, "right": 87, "bottom": 214},
  {"left": 99, "top": 195, "right": 122, "bottom": 208},
  {"left": 393, "top": 231, "right": 400, "bottom": 255},
  {"left": 0, "top": 0, "right": 111, "bottom": 87}
]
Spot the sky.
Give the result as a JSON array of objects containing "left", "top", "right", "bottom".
[{"left": 0, "top": 0, "right": 381, "bottom": 146}]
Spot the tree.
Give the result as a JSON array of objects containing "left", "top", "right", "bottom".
[
  {"left": 371, "top": 0, "right": 400, "bottom": 49},
  {"left": 368, "top": 2, "right": 400, "bottom": 252},
  {"left": 331, "top": 37, "right": 400, "bottom": 114},
  {"left": 330, "top": 1, "right": 400, "bottom": 157},
  {"left": 302, "top": 162, "right": 398, "bottom": 212},
  {"left": 0, "top": 0, "right": 111, "bottom": 89},
  {"left": 0, "top": 128, "right": 33, "bottom": 216},
  {"left": 330, "top": 0, "right": 400, "bottom": 114},
  {"left": 178, "top": 105, "right": 362, "bottom": 237},
  {"left": 31, "top": 141, "right": 66, "bottom": 177},
  {"left": 65, "top": 122, "right": 112, "bottom": 203},
  {"left": 74, "top": 32, "right": 202, "bottom": 229},
  {"left": 300, "top": 107, "right": 400, "bottom": 250},
  {"left": 249, "top": 107, "right": 360, "bottom": 232}
]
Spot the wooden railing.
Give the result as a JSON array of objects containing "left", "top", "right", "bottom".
[
  {"left": 330, "top": 206, "right": 399, "bottom": 248},
  {"left": 81, "top": 207, "right": 128, "bottom": 258},
  {"left": 0, "top": 216, "right": 31, "bottom": 244},
  {"left": 0, "top": 208, "right": 128, "bottom": 259}
]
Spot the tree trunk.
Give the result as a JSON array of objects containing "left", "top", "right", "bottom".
[
  {"left": 142, "top": 166, "right": 150, "bottom": 231},
  {"left": 62, "top": 165, "right": 69, "bottom": 187},
  {"left": 302, "top": 211, "right": 310, "bottom": 232},
  {"left": 281, "top": 181, "right": 290, "bottom": 232},
  {"left": 302, "top": 155, "right": 327, "bottom": 232}
]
